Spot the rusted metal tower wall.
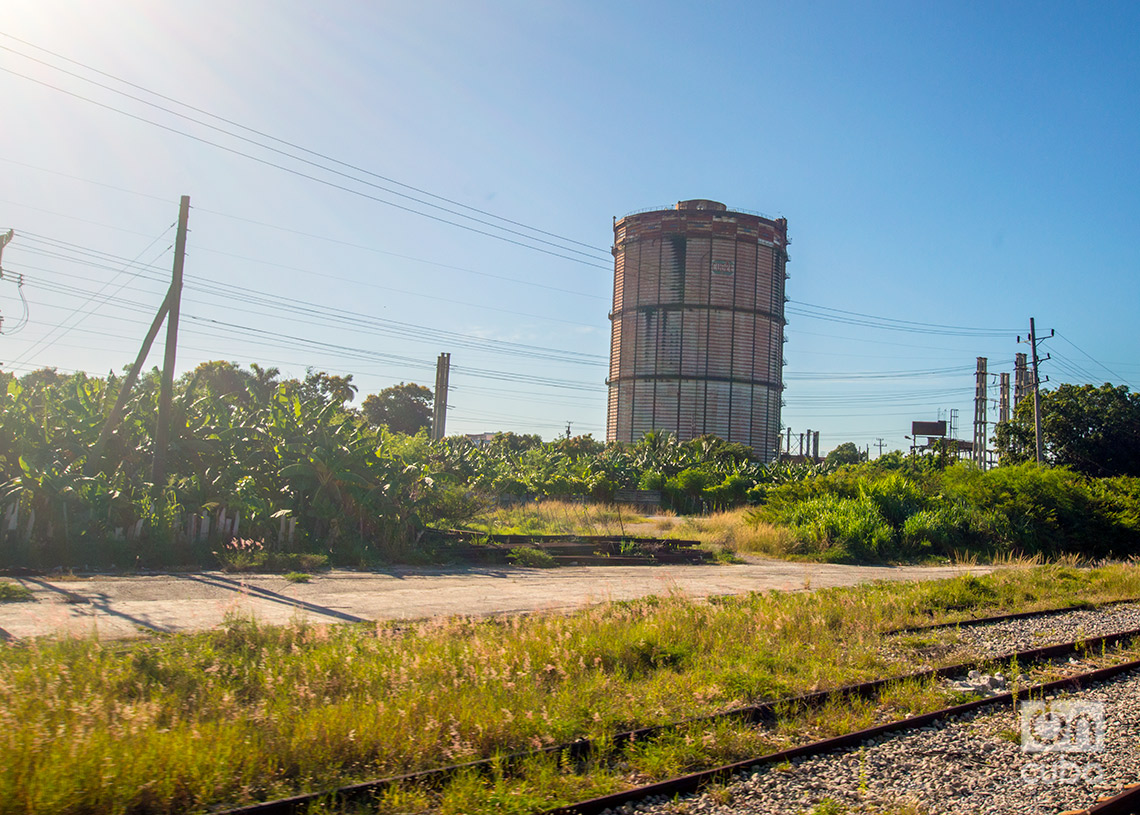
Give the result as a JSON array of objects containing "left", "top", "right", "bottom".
[{"left": 606, "top": 200, "right": 788, "bottom": 460}]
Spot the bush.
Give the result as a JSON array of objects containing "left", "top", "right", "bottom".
[
  {"left": 941, "top": 464, "right": 1112, "bottom": 555},
  {"left": 900, "top": 503, "right": 971, "bottom": 552},
  {"left": 862, "top": 473, "right": 927, "bottom": 529},
  {"left": 774, "top": 494, "right": 895, "bottom": 561},
  {"left": 214, "top": 544, "right": 329, "bottom": 573},
  {"left": 0, "top": 581, "right": 34, "bottom": 603},
  {"left": 506, "top": 547, "right": 557, "bottom": 568}
]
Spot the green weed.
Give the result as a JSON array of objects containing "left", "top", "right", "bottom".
[
  {"left": 506, "top": 547, "right": 558, "bottom": 568},
  {"left": 0, "top": 581, "right": 34, "bottom": 603}
]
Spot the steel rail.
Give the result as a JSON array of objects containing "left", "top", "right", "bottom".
[
  {"left": 541, "top": 657, "right": 1140, "bottom": 815},
  {"left": 1078, "top": 782, "right": 1140, "bottom": 815},
  {"left": 207, "top": 627, "right": 1140, "bottom": 815},
  {"left": 887, "top": 596, "right": 1140, "bottom": 635}
]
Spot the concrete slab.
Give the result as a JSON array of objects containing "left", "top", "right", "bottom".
[{"left": 0, "top": 559, "right": 993, "bottom": 641}]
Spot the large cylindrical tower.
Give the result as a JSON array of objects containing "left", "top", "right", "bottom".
[{"left": 606, "top": 200, "right": 788, "bottom": 460}]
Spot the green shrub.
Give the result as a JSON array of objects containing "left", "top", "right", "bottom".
[
  {"left": 862, "top": 473, "right": 927, "bottom": 528},
  {"left": 506, "top": 547, "right": 557, "bottom": 568},
  {"left": 775, "top": 494, "right": 895, "bottom": 561},
  {"left": 942, "top": 464, "right": 1111, "bottom": 555},
  {"left": 214, "top": 547, "right": 329, "bottom": 573},
  {"left": 638, "top": 471, "right": 665, "bottom": 491},
  {"left": 0, "top": 581, "right": 34, "bottom": 603}
]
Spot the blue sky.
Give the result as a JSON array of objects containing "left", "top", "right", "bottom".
[{"left": 1, "top": 1, "right": 1137, "bottom": 455}]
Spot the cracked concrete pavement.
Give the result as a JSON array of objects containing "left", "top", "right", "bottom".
[{"left": 0, "top": 559, "right": 993, "bottom": 641}]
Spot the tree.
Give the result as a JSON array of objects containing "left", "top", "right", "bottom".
[
  {"left": 180, "top": 360, "right": 255, "bottom": 403},
  {"left": 994, "top": 383, "right": 1140, "bottom": 477},
  {"left": 298, "top": 369, "right": 358, "bottom": 405},
  {"left": 362, "top": 382, "right": 433, "bottom": 435},
  {"left": 825, "top": 441, "right": 867, "bottom": 467},
  {"left": 487, "top": 431, "right": 543, "bottom": 453}
]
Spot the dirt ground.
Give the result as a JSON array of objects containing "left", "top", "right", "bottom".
[{"left": 0, "top": 558, "right": 993, "bottom": 641}]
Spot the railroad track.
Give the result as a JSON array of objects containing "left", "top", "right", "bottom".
[
  {"left": 1082, "top": 784, "right": 1140, "bottom": 815},
  {"left": 541, "top": 656, "right": 1140, "bottom": 815},
  {"left": 211, "top": 615, "right": 1140, "bottom": 815},
  {"left": 889, "top": 596, "right": 1140, "bottom": 635}
]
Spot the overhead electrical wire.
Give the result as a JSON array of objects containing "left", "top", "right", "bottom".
[
  {"left": 185, "top": 245, "right": 603, "bottom": 328},
  {"left": 785, "top": 365, "right": 979, "bottom": 381},
  {"left": 0, "top": 61, "right": 611, "bottom": 271},
  {"left": 786, "top": 300, "right": 1021, "bottom": 337},
  {"left": 1056, "top": 332, "right": 1132, "bottom": 387},
  {"left": 0, "top": 33, "right": 610, "bottom": 256},
  {"left": 19, "top": 229, "right": 1027, "bottom": 368},
  {"left": 7, "top": 226, "right": 174, "bottom": 367},
  {"left": 14, "top": 251, "right": 1029, "bottom": 407},
  {"left": 0, "top": 181, "right": 607, "bottom": 300},
  {"left": 11, "top": 233, "right": 607, "bottom": 365},
  {"left": 9, "top": 271, "right": 610, "bottom": 394}
]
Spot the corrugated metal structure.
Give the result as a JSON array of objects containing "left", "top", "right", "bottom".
[{"left": 606, "top": 200, "right": 788, "bottom": 460}]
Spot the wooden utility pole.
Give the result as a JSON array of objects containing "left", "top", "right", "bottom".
[
  {"left": 88, "top": 293, "right": 171, "bottom": 473},
  {"left": 151, "top": 195, "right": 190, "bottom": 486},
  {"left": 431, "top": 352, "right": 451, "bottom": 441}
]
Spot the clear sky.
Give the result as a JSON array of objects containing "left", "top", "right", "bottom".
[{"left": 1, "top": 1, "right": 1137, "bottom": 455}]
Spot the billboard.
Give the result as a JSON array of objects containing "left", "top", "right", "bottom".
[{"left": 912, "top": 421, "right": 947, "bottom": 437}]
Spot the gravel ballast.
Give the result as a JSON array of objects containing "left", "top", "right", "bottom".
[
  {"left": 949, "top": 603, "right": 1140, "bottom": 658},
  {"left": 609, "top": 604, "right": 1140, "bottom": 815}
]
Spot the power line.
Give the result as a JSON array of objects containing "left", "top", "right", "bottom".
[
  {"left": 0, "top": 64, "right": 611, "bottom": 271},
  {"left": 1, "top": 191, "right": 607, "bottom": 301},
  {"left": 786, "top": 300, "right": 1020, "bottom": 337},
  {"left": 10, "top": 232, "right": 607, "bottom": 364},
  {"left": 0, "top": 33, "right": 610, "bottom": 256},
  {"left": 7, "top": 226, "right": 174, "bottom": 367},
  {"left": 1056, "top": 332, "right": 1132, "bottom": 387}
]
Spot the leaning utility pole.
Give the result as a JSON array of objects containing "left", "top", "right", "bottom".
[
  {"left": 88, "top": 293, "right": 171, "bottom": 473},
  {"left": 90, "top": 199, "right": 190, "bottom": 476},
  {"left": 151, "top": 195, "right": 190, "bottom": 486},
  {"left": 431, "top": 352, "right": 451, "bottom": 441},
  {"left": 1021, "top": 317, "right": 1053, "bottom": 466}
]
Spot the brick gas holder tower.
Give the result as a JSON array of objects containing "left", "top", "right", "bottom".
[{"left": 606, "top": 200, "right": 788, "bottom": 461}]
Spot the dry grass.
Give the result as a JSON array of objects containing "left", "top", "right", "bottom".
[
  {"left": 669, "top": 508, "right": 798, "bottom": 556},
  {"left": 468, "top": 500, "right": 649, "bottom": 537},
  {"left": 2, "top": 563, "right": 1139, "bottom": 814}
]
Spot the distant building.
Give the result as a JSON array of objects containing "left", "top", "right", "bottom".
[
  {"left": 606, "top": 200, "right": 788, "bottom": 460},
  {"left": 465, "top": 432, "right": 498, "bottom": 448}
]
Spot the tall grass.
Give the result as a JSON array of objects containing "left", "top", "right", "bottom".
[
  {"left": 669, "top": 508, "right": 797, "bottom": 556},
  {"left": 2, "top": 564, "right": 1138, "bottom": 813},
  {"left": 467, "top": 500, "right": 648, "bottom": 537}
]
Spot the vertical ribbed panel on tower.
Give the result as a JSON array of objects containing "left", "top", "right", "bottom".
[{"left": 606, "top": 200, "right": 788, "bottom": 461}]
